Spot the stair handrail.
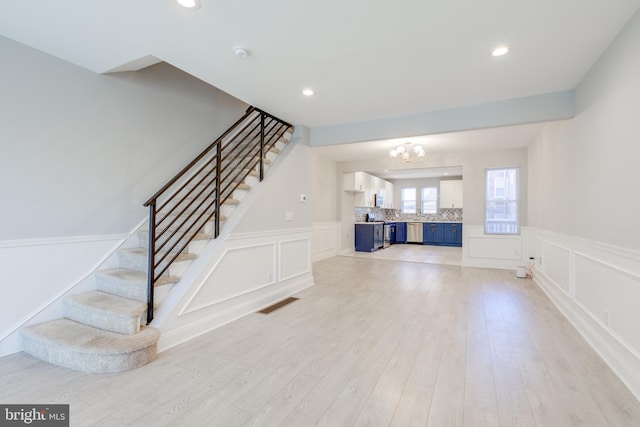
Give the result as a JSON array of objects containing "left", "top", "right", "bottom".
[{"left": 143, "top": 106, "right": 292, "bottom": 324}]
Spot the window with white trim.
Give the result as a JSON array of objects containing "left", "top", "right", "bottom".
[
  {"left": 485, "top": 167, "right": 519, "bottom": 234},
  {"left": 421, "top": 187, "right": 438, "bottom": 214},
  {"left": 401, "top": 188, "right": 417, "bottom": 214}
]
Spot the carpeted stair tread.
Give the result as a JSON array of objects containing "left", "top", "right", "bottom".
[
  {"left": 97, "top": 268, "right": 179, "bottom": 286},
  {"left": 138, "top": 229, "right": 213, "bottom": 244},
  {"left": 64, "top": 291, "right": 146, "bottom": 335},
  {"left": 66, "top": 291, "right": 146, "bottom": 316},
  {"left": 96, "top": 268, "right": 178, "bottom": 302},
  {"left": 117, "top": 247, "right": 194, "bottom": 275},
  {"left": 231, "top": 182, "right": 252, "bottom": 190},
  {"left": 119, "top": 247, "right": 197, "bottom": 262},
  {"left": 21, "top": 319, "right": 160, "bottom": 373},
  {"left": 242, "top": 155, "right": 271, "bottom": 165}
]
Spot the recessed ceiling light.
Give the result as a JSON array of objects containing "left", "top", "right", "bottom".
[
  {"left": 444, "top": 172, "right": 449, "bottom": 176},
  {"left": 233, "top": 47, "right": 250, "bottom": 58},
  {"left": 492, "top": 46, "right": 509, "bottom": 57},
  {"left": 176, "top": 0, "right": 200, "bottom": 9},
  {"left": 302, "top": 88, "right": 314, "bottom": 96}
]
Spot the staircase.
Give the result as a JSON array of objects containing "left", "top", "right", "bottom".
[{"left": 20, "top": 108, "right": 293, "bottom": 373}]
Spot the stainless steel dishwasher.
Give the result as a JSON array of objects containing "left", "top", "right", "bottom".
[{"left": 407, "top": 222, "right": 423, "bottom": 243}]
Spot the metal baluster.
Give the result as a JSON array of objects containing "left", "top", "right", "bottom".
[{"left": 146, "top": 203, "right": 156, "bottom": 324}]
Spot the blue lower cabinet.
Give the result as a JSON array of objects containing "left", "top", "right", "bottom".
[
  {"left": 394, "top": 222, "right": 407, "bottom": 243},
  {"left": 355, "top": 223, "right": 384, "bottom": 252},
  {"left": 453, "top": 223, "right": 463, "bottom": 246},
  {"left": 424, "top": 222, "right": 462, "bottom": 247},
  {"left": 389, "top": 223, "right": 396, "bottom": 243},
  {"left": 423, "top": 223, "right": 444, "bottom": 244},
  {"left": 443, "top": 223, "right": 462, "bottom": 247}
]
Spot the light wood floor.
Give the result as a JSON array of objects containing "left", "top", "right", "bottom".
[
  {"left": 2, "top": 256, "right": 640, "bottom": 426},
  {"left": 344, "top": 244, "right": 463, "bottom": 266}
]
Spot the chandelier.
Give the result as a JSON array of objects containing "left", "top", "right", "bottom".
[{"left": 389, "top": 142, "right": 425, "bottom": 163}]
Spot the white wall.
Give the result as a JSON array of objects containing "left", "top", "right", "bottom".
[
  {"left": 0, "top": 36, "right": 247, "bottom": 354},
  {"left": 233, "top": 132, "right": 312, "bottom": 234},
  {"left": 527, "top": 9, "right": 640, "bottom": 398},
  {"left": 528, "top": 21, "right": 640, "bottom": 249},
  {"left": 311, "top": 151, "right": 338, "bottom": 222},
  {"left": 0, "top": 36, "right": 247, "bottom": 239},
  {"left": 310, "top": 150, "right": 341, "bottom": 261}
]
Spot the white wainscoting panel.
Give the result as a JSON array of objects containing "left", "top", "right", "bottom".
[
  {"left": 463, "top": 224, "right": 524, "bottom": 269},
  {"left": 312, "top": 221, "right": 341, "bottom": 262},
  {"left": 181, "top": 243, "right": 276, "bottom": 314},
  {"left": 525, "top": 227, "right": 640, "bottom": 400},
  {"left": 540, "top": 239, "right": 572, "bottom": 295},
  {"left": 280, "top": 238, "right": 311, "bottom": 281},
  {"left": 574, "top": 252, "right": 640, "bottom": 356}
]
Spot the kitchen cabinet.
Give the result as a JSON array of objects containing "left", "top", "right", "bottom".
[
  {"left": 364, "top": 174, "right": 376, "bottom": 207},
  {"left": 423, "top": 222, "right": 444, "bottom": 244},
  {"left": 440, "top": 180, "right": 463, "bottom": 209},
  {"left": 355, "top": 223, "right": 384, "bottom": 252},
  {"left": 344, "top": 171, "right": 393, "bottom": 208},
  {"left": 384, "top": 181, "right": 394, "bottom": 208},
  {"left": 343, "top": 172, "right": 366, "bottom": 192},
  {"left": 451, "top": 222, "right": 462, "bottom": 247},
  {"left": 394, "top": 222, "right": 407, "bottom": 243},
  {"left": 389, "top": 223, "right": 396, "bottom": 242},
  {"left": 446, "top": 223, "right": 462, "bottom": 246},
  {"left": 423, "top": 222, "right": 462, "bottom": 247}
]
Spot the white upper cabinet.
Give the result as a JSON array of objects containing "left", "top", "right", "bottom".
[
  {"left": 363, "top": 173, "right": 375, "bottom": 207},
  {"left": 343, "top": 172, "right": 366, "bottom": 192},
  {"left": 439, "top": 180, "right": 463, "bottom": 209},
  {"left": 384, "top": 181, "right": 394, "bottom": 208},
  {"left": 343, "top": 172, "right": 393, "bottom": 208}
]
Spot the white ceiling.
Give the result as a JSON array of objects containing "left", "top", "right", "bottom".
[{"left": 0, "top": 0, "right": 638, "bottom": 131}]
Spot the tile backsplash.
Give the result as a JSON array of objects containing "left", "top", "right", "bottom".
[{"left": 355, "top": 207, "right": 463, "bottom": 222}]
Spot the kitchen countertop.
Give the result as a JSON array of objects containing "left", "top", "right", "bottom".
[
  {"left": 401, "top": 220, "right": 462, "bottom": 223},
  {"left": 356, "top": 220, "right": 462, "bottom": 224}
]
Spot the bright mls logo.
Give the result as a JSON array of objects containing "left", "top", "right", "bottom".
[{"left": 0, "top": 405, "right": 68, "bottom": 426}]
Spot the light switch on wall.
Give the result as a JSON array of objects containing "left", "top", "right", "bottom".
[
  {"left": 299, "top": 194, "right": 307, "bottom": 203},
  {"left": 285, "top": 211, "right": 293, "bottom": 221}
]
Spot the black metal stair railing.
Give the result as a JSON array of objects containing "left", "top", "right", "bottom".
[{"left": 142, "top": 106, "right": 293, "bottom": 323}]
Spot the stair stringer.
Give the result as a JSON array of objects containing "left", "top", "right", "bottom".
[{"left": 150, "top": 130, "right": 315, "bottom": 352}]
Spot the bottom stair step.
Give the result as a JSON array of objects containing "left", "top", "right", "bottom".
[{"left": 21, "top": 319, "right": 160, "bottom": 373}]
